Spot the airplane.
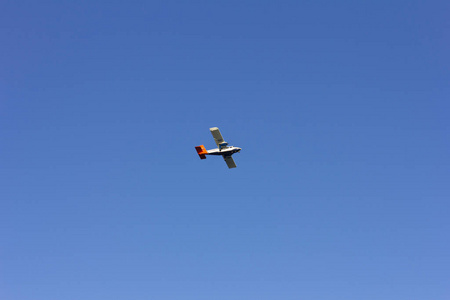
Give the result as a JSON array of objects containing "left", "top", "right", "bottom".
[{"left": 195, "top": 127, "right": 242, "bottom": 169}]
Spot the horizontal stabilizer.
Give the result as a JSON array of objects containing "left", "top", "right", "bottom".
[{"left": 195, "top": 145, "right": 208, "bottom": 159}]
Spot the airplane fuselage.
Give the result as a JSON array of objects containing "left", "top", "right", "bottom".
[{"left": 207, "top": 146, "right": 241, "bottom": 156}]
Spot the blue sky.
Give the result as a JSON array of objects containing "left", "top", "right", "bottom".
[{"left": 1, "top": 1, "right": 449, "bottom": 299}]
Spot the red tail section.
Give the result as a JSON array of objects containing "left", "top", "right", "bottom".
[{"left": 195, "top": 145, "right": 208, "bottom": 159}]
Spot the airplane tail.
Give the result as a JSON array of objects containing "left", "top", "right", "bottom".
[{"left": 195, "top": 145, "right": 208, "bottom": 159}]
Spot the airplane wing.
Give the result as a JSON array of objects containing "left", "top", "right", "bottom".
[
  {"left": 210, "top": 127, "right": 228, "bottom": 149},
  {"left": 224, "top": 155, "right": 237, "bottom": 169}
]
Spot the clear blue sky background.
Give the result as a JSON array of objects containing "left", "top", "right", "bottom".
[{"left": 1, "top": 1, "right": 449, "bottom": 299}]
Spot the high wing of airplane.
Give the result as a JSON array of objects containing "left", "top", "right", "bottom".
[
  {"left": 210, "top": 127, "right": 228, "bottom": 149},
  {"left": 195, "top": 127, "right": 241, "bottom": 169}
]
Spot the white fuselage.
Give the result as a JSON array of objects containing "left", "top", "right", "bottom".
[{"left": 207, "top": 146, "right": 241, "bottom": 156}]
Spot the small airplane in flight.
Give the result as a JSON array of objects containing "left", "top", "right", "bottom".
[{"left": 195, "top": 127, "right": 241, "bottom": 169}]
